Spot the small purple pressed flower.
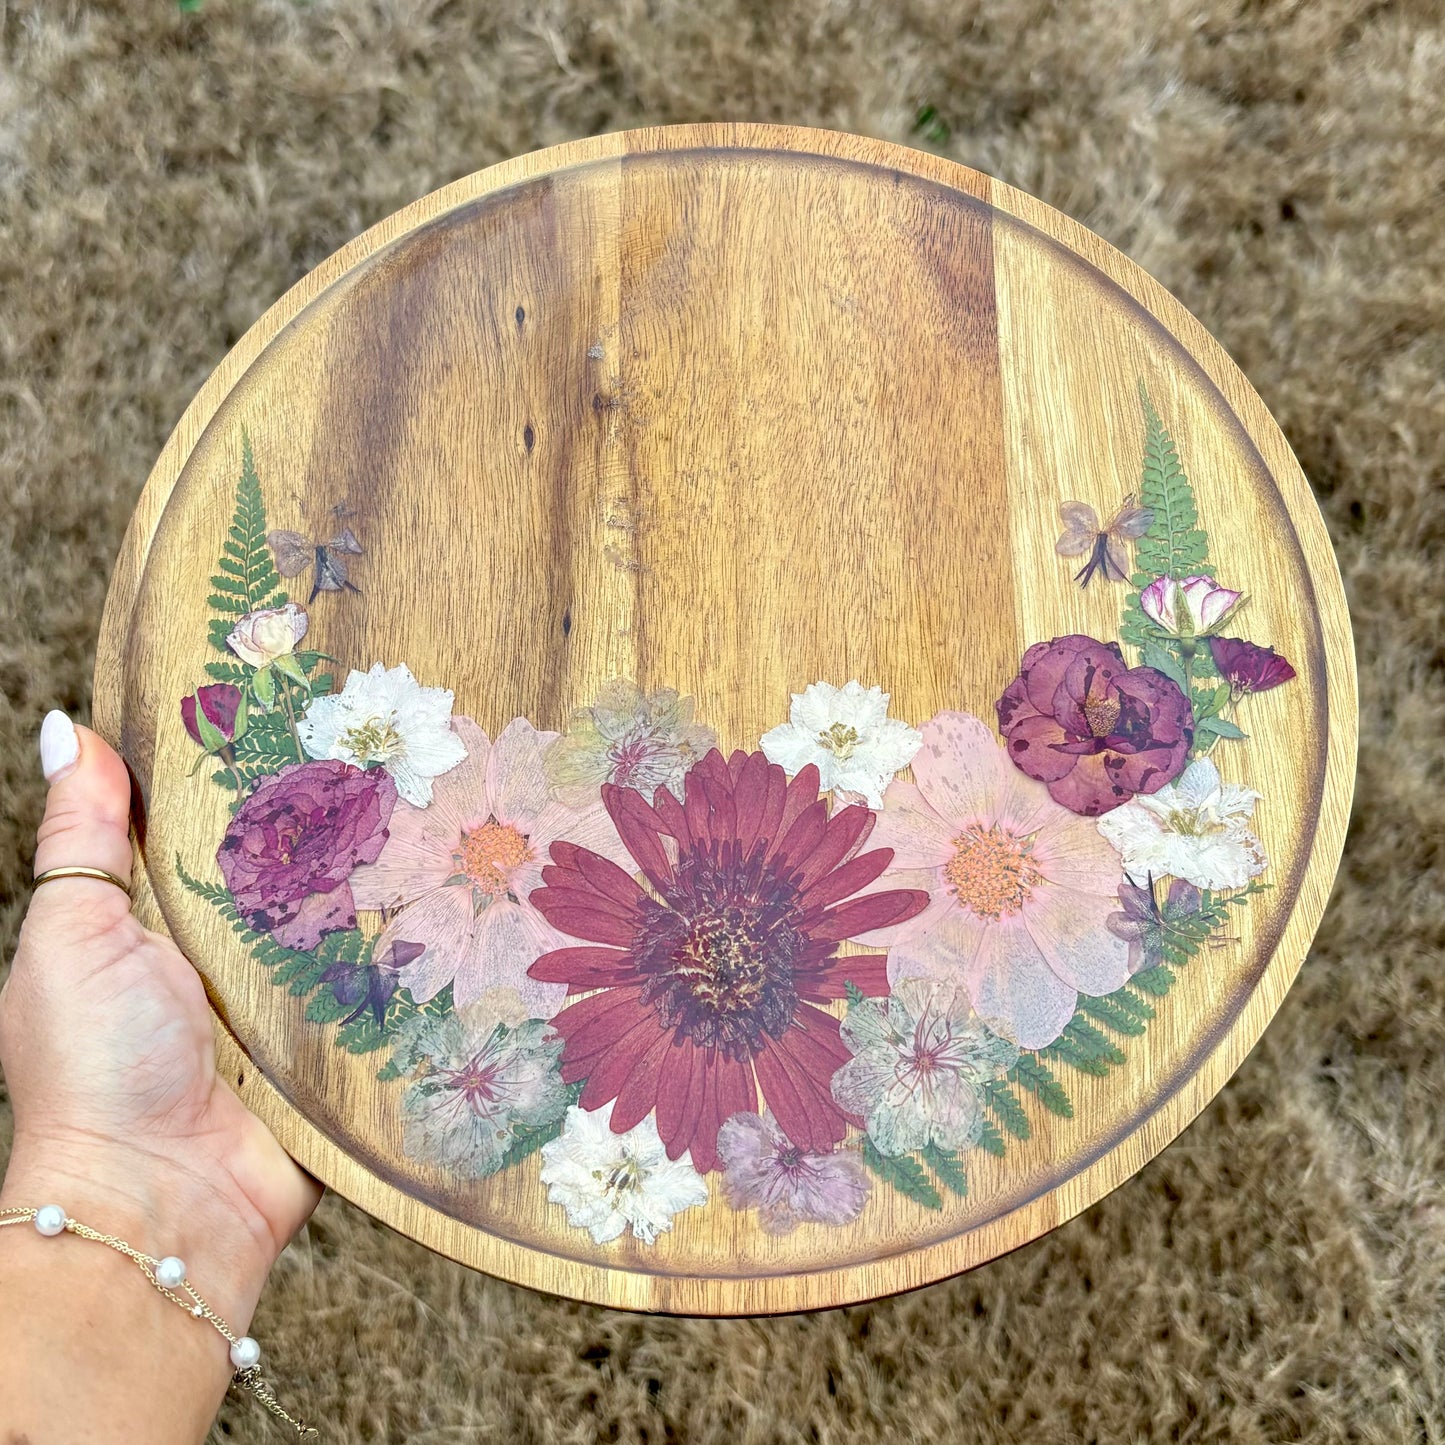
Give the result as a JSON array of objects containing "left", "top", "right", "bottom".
[
  {"left": 319, "top": 939, "right": 424, "bottom": 1028},
  {"left": 1208, "top": 637, "right": 1297, "bottom": 697},
  {"left": 1107, "top": 876, "right": 1203, "bottom": 974},
  {"left": 218, "top": 758, "right": 396, "bottom": 951},
  {"left": 716, "top": 1111, "right": 870, "bottom": 1235}
]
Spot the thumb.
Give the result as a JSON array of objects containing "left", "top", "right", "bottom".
[{"left": 34, "top": 711, "right": 136, "bottom": 898}]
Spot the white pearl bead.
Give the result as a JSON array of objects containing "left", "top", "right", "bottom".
[
  {"left": 33, "top": 1204, "right": 67, "bottom": 1237},
  {"left": 230, "top": 1337, "right": 261, "bottom": 1370},
  {"left": 155, "top": 1256, "right": 187, "bottom": 1289}
]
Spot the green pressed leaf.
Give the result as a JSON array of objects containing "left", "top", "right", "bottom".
[
  {"left": 861, "top": 1139, "right": 943, "bottom": 1211},
  {"left": 1120, "top": 386, "right": 1214, "bottom": 651},
  {"left": 975, "top": 1117, "right": 1007, "bottom": 1157},
  {"left": 1141, "top": 640, "right": 1189, "bottom": 692},
  {"left": 1077, "top": 991, "right": 1150, "bottom": 1037},
  {"left": 1128, "top": 965, "right": 1177, "bottom": 997},
  {"left": 923, "top": 1145, "right": 968, "bottom": 1199},
  {"left": 1041, "top": 1017, "right": 1128, "bottom": 1077},
  {"left": 204, "top": 660, "right": 251, "bottom": 684},
  {"left": 375, "top": 1059, "right": 404, "bottom": 1083},
  {"left": 305, "top": 991, "right": 350, "bottom": 1024},
  {"left": 1009, "top": 1055, "right": 1073, "bottom": 1118},
  {"left": 207, "top": 431, "right": 289, "bottom": 656},
  {"left": 983, "top": 1080, "right": 1032, "bottom": 1141},
  {"left": 844, "top": 980, "right": 867, "bottom": 1009},
  {"left": 1196, "top": 716, "right": 1246, "bottom": 741}
]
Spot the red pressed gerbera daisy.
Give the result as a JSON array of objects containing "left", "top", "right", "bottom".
[{"left": 527, "top": 749, "right": 929, "bottom": 1172}]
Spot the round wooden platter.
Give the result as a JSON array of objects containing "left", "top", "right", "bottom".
[{"left": 95, "top": 124, "right": 1355, "bottom": 1315}]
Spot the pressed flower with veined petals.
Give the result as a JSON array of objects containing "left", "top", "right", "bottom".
[
  {"left": 392, "top": 1012, "right": 569, "bottom": 1179},
  {"left": 540, "top": 1102, "right": 708, "bottom": 1244},
  {"left": 1097, "top": 757, "right": 1268, "bottom": 891},
  {"left": 545, "top": 679, "right": 717, "bottom": 805},
  {"left": 527, "top": 749, "right": 930, "bottom": 1172},
  {"left": 717, "top": 1111, "right": 870, "bottom": 1235},
  {"left": 298, "top": 662, "right": 466, "bottom": 807},
  {"left": 832, "top": 976, "right": 1019, "bottom": 1156},
  {"left": 1107, "top": 877, "right": 1203, "bottom": 974},
  {"left": 855, "top": 712, "right": 1130, "bottom": 1050},
  {"left": 349, "top": 716, "right": 630, "bottom": 1019},
  {"left": 760, "top": 680, "right": 922, "bottom": 809}
]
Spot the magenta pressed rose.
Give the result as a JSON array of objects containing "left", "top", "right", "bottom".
[
  {"left": 995, "top": 635, "right": 1193, "bottom": 817},
  {"left": 181, "top": 683, "right": 243, "bottom": 748},
  {"left": 1208, "top": 636, "right": 1296, "bottom": 696},
  {"left": 218, "top": 758, "right": 396, "bottom": 951}
]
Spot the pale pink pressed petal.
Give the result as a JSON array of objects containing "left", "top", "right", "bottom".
[
  {"left": 1021, "top": 884, "right": 1131, "bottom": 998},
  {"left": 867, "top": 781, "right": 956, "bottom": 868},
  {"left": 885, "top": 904, "right": 989, "bottom": 988},
  {"left": 349, "top": 803, "right": 459, "bottom": 910},
  {"left": 1030, "top": 809, "right": 1127, "bottom": 894},
  {"left": 850, "top": 868, "right": 953, "bottom": 947},
  {"left": 428, "top": 718, "right": 494, "bottom": 827},
  {"left": 528, "top": 800, "right": 631, "bottom": 873},
  {"left": 961, "top": 912, "right": 1077, "bottom": 1050},
  {"left": 452, "top": 898, "right": 570, "bottom": 1018},
  {"left": 912, "top": 711, "right": 1054, "bottom": 835},
  {"left": 387, "top": 888, "right": 480, "bottom": 1002},
  {"left": 485, "top": 717, "right": 559, "bottom": 833}
]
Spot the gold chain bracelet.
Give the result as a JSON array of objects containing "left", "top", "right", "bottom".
[{"left": 0, "top": 1204, "right": 318, "bottom": 1437}]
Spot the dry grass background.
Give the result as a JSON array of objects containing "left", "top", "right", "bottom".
[{"left": 1, "top": 1, "right": 1442, "bottom": 1441}]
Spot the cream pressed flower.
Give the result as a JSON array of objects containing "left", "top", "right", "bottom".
[
  {"left": 760, "top": 680, "right": 922, "bottom": 808},
  {"left": 226, "top": 602, "right": 308, "bottom": 667},
  {"left": 298, "top": 662, "right": 467, "bottom": 807},
  {"left": 1096, "top": 757, "right": 1267, "bottom": 890},
  {"left": 539, "top": 1103, "right": 709, "bottom": 1245},
  {"left": 392, "top": 1013, "right": 569, "bottom": 1179},
  {"left": 832, "top": 976, "right": 1019, "bottom": 1157}
]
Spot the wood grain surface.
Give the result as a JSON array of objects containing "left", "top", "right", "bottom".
[{"left": 93, "top": 124, "right": 1356, "bottom": 1314}]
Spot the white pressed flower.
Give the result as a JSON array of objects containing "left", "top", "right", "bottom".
[
  {"left": 759, "top": 680, "right": 922, "bottom": 808},
  {"left": 831, "top": 977, "right": 1019, "bottom": 1157},
  {"left": 539, "top": 1103, "right": 708, "bottom": 1245},
  {"left": 1096, "top": 757, "right": 1267, "bottom": 890},
  {"left": 394, "top": 1014, "right": 569, "bottom": 1179},
  {"left": 298, "top": 662, "right": 466, "bottom": 807}
]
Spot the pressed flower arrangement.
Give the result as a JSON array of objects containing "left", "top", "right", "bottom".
[{"left": 172, "top": 391, "right": 1295, "bottom": 1241}]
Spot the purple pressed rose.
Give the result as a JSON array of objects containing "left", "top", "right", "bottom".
[
  {"left": 181, "top": 684, "right": 243, "bottom": 748},
  {"left": 716, "top": 1111, "right": 871, "bottom": 1235},
  {"left": 995, "top": 635, "right": 1193, "bottom": 817},
  {"left": 1208, "top": 637, "right": 1296, "bottom": 696},
  {"left": 1139, "top": 574, "right": 1242, "bottom": 636},
  {"left": 218, "top": 759, "right": 396, "bottom": 951}
]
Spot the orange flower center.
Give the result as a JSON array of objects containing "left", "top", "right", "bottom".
[
  {"left": 944, "top": 825, "right": 1042, "bottom": 920},
  {"left": 458, "top": 821, "right": 530, "bottom": 893}
]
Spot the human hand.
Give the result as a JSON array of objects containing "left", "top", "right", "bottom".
[{"left": 0, "top": 711, "right": 321, "bottom": 1326}]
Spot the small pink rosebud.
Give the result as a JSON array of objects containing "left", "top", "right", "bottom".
[
  {"left": 181, "top": 683, "right": 243, "bottom": 748},
  {"left": 226, "top": 602, "right": 308, "bottom": 667},
  {"left": 1140, "top": 574, "right": 1243, "bottom": 636}
]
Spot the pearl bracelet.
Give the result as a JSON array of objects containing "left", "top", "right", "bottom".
[{"left": 0, "top": 1203, "right": 317, "bottom": 1437}]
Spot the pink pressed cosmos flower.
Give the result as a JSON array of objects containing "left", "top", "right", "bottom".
[
  {"left": 349, "top": 716, "right": 629, "bottom": 1018},
  {"left": 857, "top": 712, "right": 1130, "bottom": 1050}
]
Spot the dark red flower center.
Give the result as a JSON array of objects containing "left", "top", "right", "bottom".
[{"left": 632, "top": 848, "right": 803, "bottom": 1057}]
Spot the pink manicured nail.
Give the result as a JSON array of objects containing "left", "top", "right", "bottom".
[{"left": 39, "top": 709, "right": 80, "bottom": 781}]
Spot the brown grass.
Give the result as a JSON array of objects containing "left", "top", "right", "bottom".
[{"left": 2, "top": 2, "right": 1442, "bottom": 1440}]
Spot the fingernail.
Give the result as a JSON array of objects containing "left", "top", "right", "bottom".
[{"left": 40, "top": 709, "right": 80, "bottom": 782}]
